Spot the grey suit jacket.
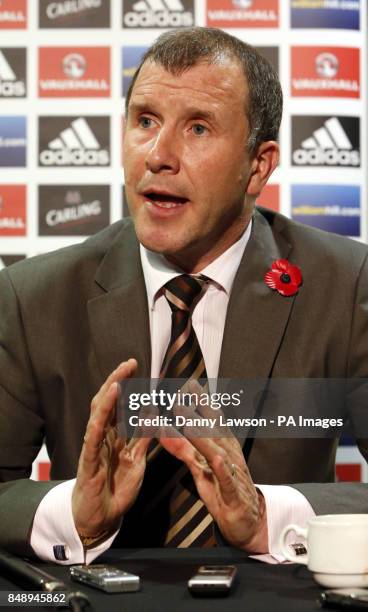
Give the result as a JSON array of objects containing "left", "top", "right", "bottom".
[{"left": 0, "top": 208, "right": 367, "bottom": 556}]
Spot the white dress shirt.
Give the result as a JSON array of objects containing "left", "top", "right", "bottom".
[{"left": 30, "top": 223, "right": 314, "bottom": 563}]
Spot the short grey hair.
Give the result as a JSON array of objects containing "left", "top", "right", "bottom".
[{"left": 125, "top": 27, "right": 283, "bottom": 155}]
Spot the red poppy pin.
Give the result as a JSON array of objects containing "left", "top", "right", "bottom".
[{"left": 264, "top": 259, "right": 302, "bottom": 297}]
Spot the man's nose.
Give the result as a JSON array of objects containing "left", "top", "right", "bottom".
[{"left": 145, "top": 127, "right": 180, "bottom": 174}]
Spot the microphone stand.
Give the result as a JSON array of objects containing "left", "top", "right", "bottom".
[{"left": 0, "top": 548, "right": 92, "bottom": 611}]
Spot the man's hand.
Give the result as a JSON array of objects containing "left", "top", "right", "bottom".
[
  {"left": 72, "top": 359, "right": 151, "bottom": 541},
  {"left": 159, "top": 400, "right": 268, "bottom": 553}
]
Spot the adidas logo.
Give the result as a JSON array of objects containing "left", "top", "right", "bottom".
[
  {"left": 124, "top": 0, "right": 193, "bottom": 28},
  {"left": 293, "top": 117, "right": 360, "bottom": 166},
  {"left": 40, "top": 118, "right": 109, "bottom": 166},
  {"left": 133, "top": 0, "right": 184, "bottom": 9},
  {"left": 0, "top": 50, "right": 25, "bottom": 97}
]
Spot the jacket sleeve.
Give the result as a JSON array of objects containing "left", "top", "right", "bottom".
[
  {"left": 291, "top": 252, "right": 368, "bottom": 513},
  {"left": 0, "top": 267, "right": 62, "bottom": 557}
]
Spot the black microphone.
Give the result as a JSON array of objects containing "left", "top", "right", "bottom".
[{"left": 0, "top": 548, "right": 91, "bottom": 611}]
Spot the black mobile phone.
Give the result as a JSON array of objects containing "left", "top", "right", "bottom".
[
  {"left": 188, "top": 565, "right": 237, "bottom": 596},
  {"left": 320, "top": 588, "right": 368, "bottom": 609}
]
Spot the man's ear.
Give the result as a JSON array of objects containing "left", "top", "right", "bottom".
[{"left": 246, "top": 141, "right": 279, "bottom": 197}]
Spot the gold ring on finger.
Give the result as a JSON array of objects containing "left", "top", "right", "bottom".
[{"left": 231, "top": 463, "right": 237, "bottom": 480}]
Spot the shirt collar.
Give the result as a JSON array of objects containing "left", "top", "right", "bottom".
[{"left": 140, "top": 220, "right": 252, "bottom": 310}]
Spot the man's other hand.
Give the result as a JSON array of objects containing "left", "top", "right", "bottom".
[
  {"left": 159, "top": 421, "right": 268, "bottom": 554},
  {"left": 72, "top": 359, "right": 151, "bottom": 543}
]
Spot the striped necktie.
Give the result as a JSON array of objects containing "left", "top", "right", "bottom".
[
  {"left": 158, "top": 274, "right": 215, "bottom": 548},
  {"left": 160, "top": 274, "right": 207, "bottom": 380},
  {"left": 114, "top": 276, "right": 216, "bottom": 547}
]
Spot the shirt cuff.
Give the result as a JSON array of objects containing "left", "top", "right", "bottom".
[
  {"left": 30, "top": 479, "right": 121, "bottom": 565},
  {"left": 250, "top": 485, "right": 315, "bottom": 564}
]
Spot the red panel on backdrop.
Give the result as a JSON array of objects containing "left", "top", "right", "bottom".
[
  {"left": 39, "top": 47, "right": 111, "bottom": 98},
  {"left": 291, "top": 46, "right": 360, "bottom": 99},
  {"left": 336, "top": 464, "right": 362, "bottom": 482},
  {"left": 0, "top": 0, "right": 27, "bottom": 29},
  {"left": 257, "top": 184, "right": 279, "bottom": 213},
  {"left": 207, "top": 0, "right": 278, "bottom": 28},
  {"left": 0, "top": 185, "right": 26, "bottom": 236},
  {"left": 38, "top": 462, "right": 51, "bottom": 481}
]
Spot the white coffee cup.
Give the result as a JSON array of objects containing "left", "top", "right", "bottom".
[{"left": 279, "top": 514, "right": 368, "bottom": 588}]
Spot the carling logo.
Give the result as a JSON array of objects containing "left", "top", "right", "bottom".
[
  {"left": 292, "top": 184, "right": 360, "bottom": 237},
  {"left": 0, "top": 0, "right": 27, "bottom": 29},
  {"left": 0, "top": 116, "right": 26, "bottom": 166},
  {"left": 39, "top": 0, "right": 110, "bottom": 28},
  {"left": 291, "top": 47, "right": 360, "bottom": 98},
  {"left": 38, "top": 185, "right": 110, "bottom": 235},
  {"left": 291, "top": 0, "right": 360, "bottom": 30},
  {"left": 39, "top": 47, "right": 110, "bottom": 97},
  {"left": 122, "top": 46, "right": 147, "bottom": 97},
  {"left": 39, "top": 116, "right": 110, "bottom": 166},
  {"left": 123, "top": 0, "right": 194, "bottom": 28},
  {"left": 292, "top": 116, "right": 360, "bottom": 167},
  {"left": 256, "top": 183, "right": 279, "bottom": 213},
  {"left": 207, "top": 0, "right": 279, "bottom": 28},
  {"left": 0, "top": 185, "right": 26, "bottom": 235},
  {"left": 0, "top": 48, "right": 26, "bottom": 97}
]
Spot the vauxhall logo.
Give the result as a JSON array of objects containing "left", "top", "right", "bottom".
[
  {"left": 0, "top": 1, "right": 26, "bottom": 25},
  {"left": 233, "top": 0, "right": 253, "bottom": 6},
  {"left": 292, "top": 116, "right": 360, "bottom": 167},
  {"left": 315, "top": 53, "right": 339, "bottom": 78},
  {"left": 123, "top": 0, "right": 194, "bottom": 28},
  {"left": 63, "top": 53, "right": 86, "bottom": 78},
  {"left": 291, "top": 47, "right": 360, "bottom": 98},
  {"left": 39, "top": 116, "right": 110, "bottom": 166},
  {"left": 0, "top": 49, "right": 26, "bottom": 97}
]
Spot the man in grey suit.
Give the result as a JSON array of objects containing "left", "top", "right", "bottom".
[{"left": 0, "top": 27, "right": 367, "bottom": 563}]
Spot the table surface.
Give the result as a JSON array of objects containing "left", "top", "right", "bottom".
[{"left": 0, "top": 548, "right": 324, "bottom": 612}]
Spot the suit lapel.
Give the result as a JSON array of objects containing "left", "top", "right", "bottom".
[
  {"left": 87, "top": 222, "right": 151, "bottom": 381},
  {"left": 219, "top": 208, "right": 296, "bottom": 380},
  {"left": 87, "top": 210, "right": 298, "bottom": 384}
]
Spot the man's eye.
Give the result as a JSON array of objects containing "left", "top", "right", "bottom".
[
  {"left": 192, "top": 124, "right": 207, "bottom": 136},
  {"left": 139, "top": 117, "right": 152, "bottom": 128}
]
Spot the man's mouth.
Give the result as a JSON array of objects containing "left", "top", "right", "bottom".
[{"left": 143, "top": 192, "right": 188, "bottom": 209}]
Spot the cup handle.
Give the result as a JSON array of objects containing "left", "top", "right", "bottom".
[{"left": 279, "top": 524, "right": 308, "bottom": 564}]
